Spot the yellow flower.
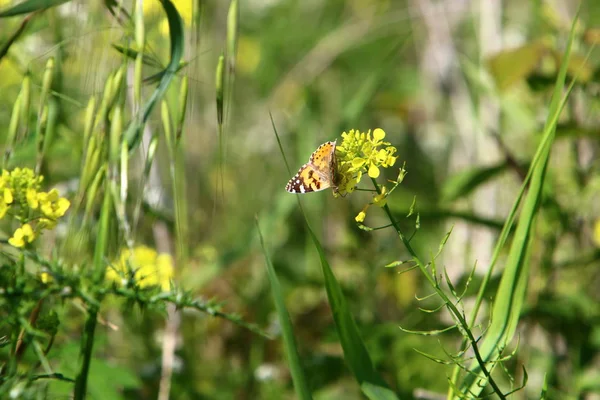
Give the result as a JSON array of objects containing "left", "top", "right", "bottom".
[
  {"left": 107, "top": 245, "right": 174, "bottom": 291},
  {"left": 41, "top": 272, "right": 52, "bottom": 284},
  {"left": 355, "top": 210, "right": 367, "bottom": 223},
  {"left": 594, "top": 219, "right": 600, "bottom": 247},
  {"left": 26, "top": 188, "right": 38, "bottom": 209},
  {"left": 39, "top": 189, "right": 70, "bottom": 219},
  {"left": 9, "top": 224, "right": 36, "bottom": 248},
  {"left": 3, "top": 188, "right": 13, "bottom": 204},
  {"left": 335, "top": 128, "right": 398, "bottom": 196},
  {"left": 0, "top": 168, "right": 70, "bottom": 244},
  {"left": 368, "top": 163, "right": 380, "bottom": 178},
  {"left": 156, "top": 254, "right": 174, "bottom": 291}
]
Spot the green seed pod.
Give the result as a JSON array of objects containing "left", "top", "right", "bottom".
[
  {"left": 20, "top": 74, "right": 31, "bottom": 137},
  {"left": 226, "top": 0, "right": 238, "bottom": 73},
  {"left": 5, "top": 92, "right": 22, "bottom": 165},
  {"left": 215, "top": 54, "right": 225, "bottom": 125},
  {"left": 161, "top": 100, "right": 173, "bottom": 155},
  {"left": 83, "top": 96, "right": 96, "bottom": 151},
  {"left": 109, "top": 107, "right": 123, "bottom": 171},
  {"left": 176, "top": 76, "right": 188, "bottom": 143}
]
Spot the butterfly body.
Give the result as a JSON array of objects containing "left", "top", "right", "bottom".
[{"left": 286, "top": 140, "right": 337, "bottom": 194}]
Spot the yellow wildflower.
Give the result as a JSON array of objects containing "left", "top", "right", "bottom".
[
  {"left": 156, "top": 254, "right": 174, "bottom": 291},
  {"left": 0, "top": 168, "right": 70, "bottom": 245},
  {"left": 594, "top": 219, "right": 600, "bottom": 247},
  {"left": 26, "top": 188, "right": 39, "bottom": 209},
  {"left": 335, "top": 128, "right": 398, "bottom": 196},
  {"left": 3, "top": 188, "right": 13, "bottom": 204},
  {"left": 355, "top": 209, "right": 367, "bottom": 223},
  {"left": 39, "top": 189, "right": 70, "bottom": 219},
  {"left": 9, "top": 224, "right": 36, "bottom": 248},
  {"left": 107, "top": 245, "right": 174, "bottom": 291},
  {"left": 41, "top": 272, "right": 52, "bottom": 284}
]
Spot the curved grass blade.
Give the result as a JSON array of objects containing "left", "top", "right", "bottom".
[
  {"left": 0, "top": 0, "right": 70, "bottom": 17},
  {"left": 123, "top": 0, "right": 184, "bottom": 151},
  {"left": 111, "top": 44, "right": 163, "bottom": 68},
  {"left": 0, "top": 11, "right": 37, "bottom": 62},
  {"left": 456, "top": 11, "right": 580, "bottom": 398},
  {"left": 304, "top": 223, "right": 399, "bottom": 400},
  {"left": 256, "top": 217, "right": 312, "bottom": 400}
]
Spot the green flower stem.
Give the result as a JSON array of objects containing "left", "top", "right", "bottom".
[
  {"left": 74, "top": 182, "right": 111, "bottom": 399},
  {"left": 73, "top": 306, "right": 99, "bottom": 400},
  {"left": 370, "top": 177, "right": 506, "bottom": 400}
]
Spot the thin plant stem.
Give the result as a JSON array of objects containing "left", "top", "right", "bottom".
[{"left": 370, "top": 177, "right": 506, "bottom": 399}]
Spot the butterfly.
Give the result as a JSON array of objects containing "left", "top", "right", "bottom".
[{"left": 286, "top": 140, "right": 337, "bottom": 194}]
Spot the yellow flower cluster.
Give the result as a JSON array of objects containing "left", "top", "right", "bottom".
[
  {"left": 335, "top": 128, "right": 398, "bottom": 196},
  {"left": 0, "top": 168, "right": 70, "bottom": 247},
  {"left": 106, "top": 245, "right": 174, "bottom": 292}
]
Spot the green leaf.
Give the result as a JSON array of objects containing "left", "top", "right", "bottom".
[
  {"left": 111, "top": 44, "right": 163, "bottom": 68},
  {"left": 256, "top": 217, "right": 313, "bottom": 400},
  {"left": 304, "top": 223, "right": 399, "bottom": 400},
  {"left": 0, "top": 0, "right": 71, "bottom": 17},
  {"left": 487, "top": 41, "right": 547, "bottom": 91},
  {"left": 441, "top": 161, "right": 509, "bottom": 203},
  {"left": 123, "top": 0, "right": 184, "bottom": 151}
]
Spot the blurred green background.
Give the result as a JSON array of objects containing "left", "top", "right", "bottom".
[{"left": 1, "top": 0, "right": 600, "bottom": 399}]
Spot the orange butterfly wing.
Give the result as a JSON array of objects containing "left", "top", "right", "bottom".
[{"left": 285, "top": 141, "right": 336, "bottom": 193}]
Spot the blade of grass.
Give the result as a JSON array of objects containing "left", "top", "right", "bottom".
[
  {"left": 271, "top": 116, "right": 399, "bottom": 400},
  {"left": 256, "top": 217, "right": 312, "bottom": 400},
  {"left": 0, "top": 11, "right": 37, "bottom": 62},
  {"left": 0, "top": 0, "right": 70, "bottom": 17},
  {"left": 456, "top": 11, "right": 580, "bottom": 398},
  {"left": 305, "top": 224, "right": 399, "bottom": 400},
  {"left": 123, "top": 0, "right": 184, "bottom": 151}
]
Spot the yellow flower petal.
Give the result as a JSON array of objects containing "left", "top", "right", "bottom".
[
  {"left": 373, "top": 128, "right": 385, "bottom": 141},
  {"left": 26, "top": 188, "right": 39, "bottom": 209},
  {"left": 4, "top": 189, "right": 13, "bottom": 204},
  {"left": 352, "top": 158, "right": 366, "bottom": 168},
  {"left": 41, "top": 272, "right": 52, "bottom": 284},
  {"left": 22, "top": 223, "right": 34, "bottom": 238},
  {"left": 8, "top": 234, "right": 24, "bottom": 248},
  {"left": 368, "top": 163, "right": 380, "bottom": 178},
  {"left": 9, "top": 224, "right": 35, "bottom": 247},
  {"left": 355, "top": 211, "right": 366, "bottom": 223},
  {"left": 376, "top": 149, "right": 388, "bottom": 162}
]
